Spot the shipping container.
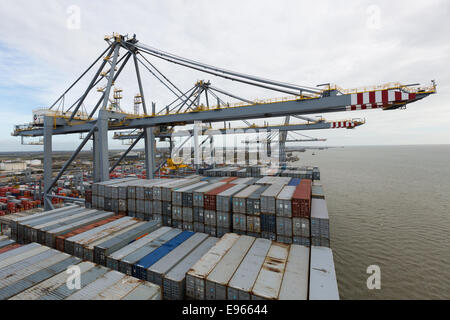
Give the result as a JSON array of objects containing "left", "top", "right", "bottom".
[
  {"left": 94, "top": 220, "right": 161, "bottom": 265},
  {"left": 45, "top": 210, "right": 114, "bottom": 247},
  {"left": 120, "top": 228, "right": 182, "bottom": 275},
  {"left": 204, "top": 184, "right": 235, "bottom": 211},
  {"left": 106, "top": 227, "right": 172, "bottom": 270},
  {"left": 261, "top": 184, "right": 284, "bottom": 214},
  {"left": 133, "top": 231, "right": 194, "bottom": 280},
  {"left": 163, "top": 237, "right": 218, "bottom": 300},
  {"left": 64, "top": 216, "right": 133, "bottom": 256},
  {"left": 312, "top": 185, "right": 325, "bottom": 199},
  {"left": 292, "top": 179, "right": 312, "bottom": 218},
  {"left": 172, "top": 182, "right": 208, "bottom": 206},
  {"left": 56, "top": 215, "right": 122, "bottom": 253},
  {"left": 186, "top": 233, "right": 240, "bottom": 300},
  {"left": 205, "top": 235, "right": 255, "bottom": 300},
  {"left": 121, "top": 282, "right": 161, "bottom": 300},
  {"left": 293, "top": 217, "right": 310, "bottom": 238},
  {"left": 278, "top": 244, "right": 309, "bottom": 300},
  {"left": 216, "top": 184, "right": 247, "bottom": 212},
  {"left": 251, "top": 242, "right": 289, "bottom": 300},
  {"left": 147, "top": 233, "right": 209, "bottom": 286},
  {"left": 82, "top": 220, "right": 143, "bottom": 262},
  {"left": 276, "top": 186, "right": 296, "bottom": 218},
  {"left": 309, "top": 246, "right": 339, "bottom": 300},
  {"left": 193, "top": 182, "right": 226, "bottom": 207},
  {"left": 232, "top": 185, "right": 261, "bottom": 214},
  {"left": 227, "top": 238, "right": 272, "bottom": 300}
]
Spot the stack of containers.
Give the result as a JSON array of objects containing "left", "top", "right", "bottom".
[
  {"left": 92, "top": 178, "right": 137, "bottom": 211},
  {"left": 232, "top": 185, "right": 261, "bottom": 236},
  {"left": 152, "top": 179, "right": 178, "bottom": 224},
  {"left": 203, "top": 184, "right": 236, "bottom": 237},
  {"left": 245, "top": 185, "right": 270, "bottom": 237},
  {"left": 126, "top": 179, "right": 157, "bottom": 219},
  {"left": 260, "top": 184, "right": 284, "bottom": 241},
  {"left": 292, "top": 179, "right": 312, "bottom": 246},
  {"left": 186, "top": 233, "right": 240, "bottom": 300},
  {"left": 56, "top": 215, "right": 124, "bottom": 252},
  {"left": 275, "top": 186, "right": 296, "bottom": 244},
  {"left": 215, "top": 184, "right": 248, "bottom": 237},
  {"left": 310, "top": 199, "right": 330, "bottom": 248},
  {"left": 192, "top": 182, "right": 226, "bottom": 232},
  {"left": 181, "top": 182, "right": 210, "bottom": 232}
]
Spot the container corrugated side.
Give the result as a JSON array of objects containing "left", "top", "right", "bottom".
[
  {"left": 77, "top": 219, "right": 140, "bottom": 260},
  {"left": 227, "top": 238, "right": 272, "bottom": 300},
  {"left": 232, "top": 185, "right": 261, "bottom": 214},
  {"left": 251, "top": 242, "right": 290, "bottom": 300},
  {"left": 8, "top": 261, "right": 95, "bottom": 300},
  {"left": 91, "top": 276, "right": 144, "bottom": 300},
  {"left": 147, "top": 232, "right": 209, "bottom": 286},
  {"left": 121, "top": 282, "right": 161, "bottom": 300},
  {"left": 94, "top": 220, "right": 161, "bottom": 265},
  {"left": 65, "top": 270, "right": 126, "bottom": 300},
  {"left": 186, "top": 233, "right": 240, "bottom": 300},
  {"left": 216, "top": 184, "right": 248, "bottom": 212},
  {"left": 278, "top": 244, "right": 309, "bottom": 300},
  {"left": 65, "top": 216, "right": 133, "bottom": 257},
  {"left": 20, "top": 206, "right": 85, "bottom": 243},
  {"left": 276, "top": 186, "right": 296, "bottom": 218},
  {"left": 86, "top": 221, "right": 147, "bottom": 262},
  {"left": 260, "top": 184, "right": 285, "bottom": 214},
  {"left": 106, "top": 226, "right": 172, "bottom": 270},
  {"left": 163, "top": 237, "right": 219, "bottom": 300},
  {"left": 0, "top": 243, "right": 49, "bottom": 270},
  {"left": 46, "top": 211, "right": 114, "bottom": 248},
  {"left": 38, "top": 264, "right": 110, "bottom": 300},
  {"left": 0, "top": 253, "right": 81, "bottom": 300},
  {"left": 172, "top": 181, "right": 208, "bottom": 206},
  {"left": 30, "top": 207, "right": 89, "bottom": 243},
  {"left": 193, "top": 182, "right": 226, "bottom": 207},
  {"left": 11, "top": 205, "right": 78, "bottom": 241},
  {"left": 57, "top": 215, "right": 123, "bottom": 253},
  {"left": 309, "top": 246, "right": 339, "bottom": 300},
  {"left": 205, "top": 235, "right": 255, "bottom": 300}
]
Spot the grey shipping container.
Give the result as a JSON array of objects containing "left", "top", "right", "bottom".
[
  {"left": 94, "top": 219, "right": 161, "bottom": 266},
  {"left": 205, "top": 235, "right": 255, "bottom": 300},
  {"left": 147, "top": 233, "right": 209, "bottom": 286},
  {"left": 186, "top": 233, "right": 240, "bottom": 300},
  {"left": 227, "top": 238, "right": 272, "bottom": 300},
  {"left": 163, "top": 237, "right": 218, "bottom": 300}
]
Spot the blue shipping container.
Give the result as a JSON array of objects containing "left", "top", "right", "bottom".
[
  {"left": 132, "top": 231, "right": 194, "bottom": 279},
  {"left": 288, "top": 178, "right": 302, "bottom": 186}
]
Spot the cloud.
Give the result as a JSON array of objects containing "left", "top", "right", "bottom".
[{"left": 0, "top": 0, "right": 449, "bottom": 151}]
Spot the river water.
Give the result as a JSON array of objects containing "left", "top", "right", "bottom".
[{"left": 294, "top": 145, "right": 450, "bottom": 300}]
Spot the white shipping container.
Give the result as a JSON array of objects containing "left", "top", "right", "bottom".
[
  {"left": 309, "top": 246, "right": 339, "bottom": 300},
  {"left": 278, "top": 244, "right": 309, "bottom": 300},
  {"left": 251, "top": 242, "right": 290, "bottom": 300}
]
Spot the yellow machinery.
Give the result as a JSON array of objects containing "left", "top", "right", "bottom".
[{"left": 160, "top": 157, "right": 191, "bottom": 173}]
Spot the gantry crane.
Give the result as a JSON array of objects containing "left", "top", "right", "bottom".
[{"left": 11, "top": 33, "right": 436, "bottom": 210}]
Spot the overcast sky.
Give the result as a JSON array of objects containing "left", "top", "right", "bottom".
[{"left": 0, "top": 0, "right": 449, "bottom": 152}]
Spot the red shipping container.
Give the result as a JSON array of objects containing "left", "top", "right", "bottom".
[
  {"left": 55, "top": 214, "right": 124, "bottom": 252},
  {"left": 204, "top": 184, "right": 236, "bottom": 211},
  {"left": 0, "top": 243, "right": 22, "bottom": 254},
  {"left": 221, "top": 177, "right": 238, "bottom": 183},
  {"left": 292, "top": 179, "right": 312, "bottom": 218}
]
